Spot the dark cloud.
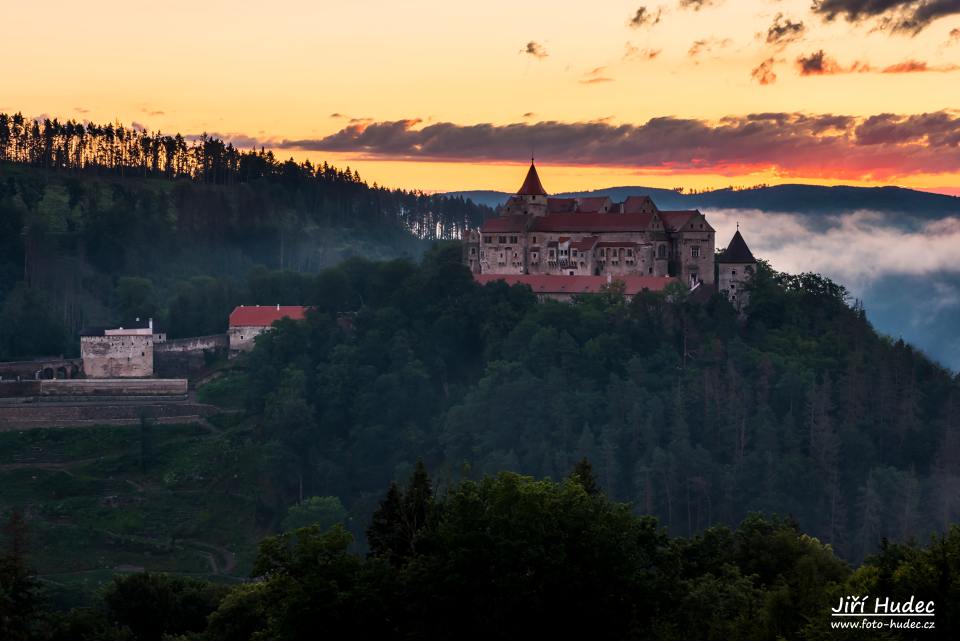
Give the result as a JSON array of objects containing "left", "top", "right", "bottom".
[
  {"left": 629, "top": 6, "right": 663, "bottom": 28},
  {"left": 766, "top": 13, "right": 806, "bottom": 46},
  {"left": 679, "top": 0, "right": 721, "bottom": 10},
  {"left": 523, "top": 112, "right": 536, "bottom": 118},
  {"left": 854, "top": 111, "right": 960, "bottom": 146},
  {"left": 796, "top": 49, "right": 843, "bottom": 74},
  {"left": 523, "top": 41, "right": 548, "bottom": 59},
  {"left": 330, "top": 112, "right": 346, "bottom": 119},
  {"left": 950, "top": 27, "right": 960, "bottom": 43},
  {"left": 751, "top": 58, "right": 778, "bottom": 84},
  {"left": 812, "top": 0, "right": 960, "bottom": 34},
  {"left": 274, "top": 110, "right": 960, "bottom": 178}
]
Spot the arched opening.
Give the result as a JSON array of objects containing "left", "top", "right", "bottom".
[
  {"left": 42, "top": 367, "right": 54, "bottom": 379},
  {"left": 56, "top": 366, "right": 68, "bottom": 379}
]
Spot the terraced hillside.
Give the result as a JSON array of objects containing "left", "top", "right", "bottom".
[{"left": 0, "top": 415, "right": 260, "bottom": 608}]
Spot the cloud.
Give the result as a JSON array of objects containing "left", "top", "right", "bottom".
[
  {"left": 330, "top": 112, "right": 346, "bottom": 119},
  {"left": 130, "top": 121, "right": 149, "bottom": 131},
  {"left": 796, "top": 49, "right": 959, "bottom": 74},
  {"left": 523, "top": 112, "right": 536, "bottom": 118},
  {"left": 796, "top": 49, "right": 843, "bottom": 74},
  {"left": 629, "top": 6, "right": 663, "bottom": 28},
  {"left": 811, "top": 0, "right": 960, "bottom": 34},
  {"left": 882, "top": 59, "right": 960, "bottom": 72},
  {"left": 580, "top": 66, "right": 614, "bottom": 84},
  {"left": 275, "top": 110, "right": 960, "bottom": 179},
  {"left": 751, "top": 58, "right": 778, "bottom": 84},
  {"left": 73, "top": 107, "right": 89, "bottom": 114},
  {"left": 624, "top": 43, "right": 662, "bottom": 60},
  {"left": 688, "top": 37, "right": 732, "bottom": 58},
  {"left": 523, "top": 41, "right": 548, "bottom": 59},
  {"left": 765, "top": 13, "right": 806, "bottom": 47},
  {"left": 679, "top": 0, "right": 720, "bottom": 10},
  {"left": 707, "top": 208, "right": 960, "bottom": 293},
  {"left": 950, "top": 27, "right": 960, "bottom": 43}
]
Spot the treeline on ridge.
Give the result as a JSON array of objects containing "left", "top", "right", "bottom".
[{"left": 0, "top": 113, "right": 493, "bottom": 356}]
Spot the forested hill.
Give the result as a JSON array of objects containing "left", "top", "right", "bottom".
[
  {"left": 0, "top": 112, "right": 493, "bottom": 358},
  {"left": 449, "top": 183, "right": 960, "bottom": 217},
  {"left": 234, "top": 245, "right": 960, "bottom": 565}
]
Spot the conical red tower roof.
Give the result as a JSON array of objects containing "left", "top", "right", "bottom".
[{"left": 517, "top": 160, "right": 547, "bottom": 196}]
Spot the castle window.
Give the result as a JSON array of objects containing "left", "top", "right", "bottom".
[
  {"left": 626, "top": 249, "right": 633, "bottom": 257},
  {"left": 730, "top": 284, "right": 736, "bottom": 290},
  {"left": 498, "top": 236, "right": 507, "bottom": 243},
  {"left": 470, "top": 247, "right": 476, "bottom": 255},
  {"left": 510, "top": 235, "right": 518, "bottom": 244},
  {"left": 731, "top": 269, "right": 737, "bottom": 276},
  {"left": 532, "top": 236, "right": 537, "bottom": 243},
  {"left": 691, "top": 246, "right": 701, "bottom": 258},
  {"left": 657, "top": 244, "right": 667, "bottom": 259},
  {"left": 483, "top": 236, "right": 492, "bottom": 243},
  {"left": 571, "top": 249, "right": 578, "bottom": 257}
]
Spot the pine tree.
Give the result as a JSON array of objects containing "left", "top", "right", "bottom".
[{"left": 570, "top": 458, "right": 601, "bottom": 496}]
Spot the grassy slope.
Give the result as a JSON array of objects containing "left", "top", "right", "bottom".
[{"left": 0, "top": 414, "right": 260, "bottom": 608}]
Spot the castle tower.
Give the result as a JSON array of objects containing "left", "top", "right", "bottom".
[
  {"left": 502, "top": 159, "right": 548, "bottom": 217},
  {"left": 717, "top": 228, "right": 756, "bottom": 312}
]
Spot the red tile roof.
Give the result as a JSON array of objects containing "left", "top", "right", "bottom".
[
  {"left": 547, "top": 198, "right": 577, "bottom": 213},
  {"left": 229, "top": 305, "right": 309, "bottom": 327},
  {"left": 480, "top": 216, "right": 527, "bottom": 233},
  {"left": 570, "top": 236, "right": 599, "bottom": 251},
  {"left": 659, "top": 210, "right": 699, "bottom": 231},
  {"left": 475, "top": 274, "right": 676, "bottom": 295},
  {"left": 576, "top": 196, "right": 612, "bottom": 213},
  {"left": 531, "top": 212, "right": 657, "bottom": 232},
  {"left": 623, "top": 196, "right": 658, "bottom": 213},
  {"left": 517, "top": 161, "right": 548, "bottom": 196}
]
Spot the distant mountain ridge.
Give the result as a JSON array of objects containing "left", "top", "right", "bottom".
[{"left": 448, "top": 184, "right": 960, "bottom": 218}]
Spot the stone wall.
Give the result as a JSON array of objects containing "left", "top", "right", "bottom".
[
  {"left": 81, "top": 335, "right": 154, "bottom": 378},
  {"left": 38, "top": 379, "right": 188, "bottom": 397},
  {"left": 154, "top": 334, "right": 228, "bottom": 354},
  {"left": 228, "top": 326, "right": 268, "bottom": 355},
  {"left": 155, "top": 335, "right": 228, "bottom": 378}
]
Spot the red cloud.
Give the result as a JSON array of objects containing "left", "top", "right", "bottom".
[{"left": 278, "top": 111, "right": 960, "bottom": 180}]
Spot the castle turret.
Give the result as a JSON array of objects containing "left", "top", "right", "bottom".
[
  {"left": 502, "top": 159, "right": 548, "bottom": 217},
  {"left": 717, "top": 228, "right": 756, "bottom": 312}
]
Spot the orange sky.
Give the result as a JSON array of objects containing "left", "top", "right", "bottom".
[{"left": 2, "top": 0, "right": 959, "bottom": 194}]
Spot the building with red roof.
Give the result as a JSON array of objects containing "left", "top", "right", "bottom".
[
  {"left": 463, "top": 161, "right": 721, "bottom": 290},
  {"left": 228, "top": 305, "right": 310, "bottom": 355}
]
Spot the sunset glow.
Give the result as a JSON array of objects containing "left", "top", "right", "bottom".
[{"left": 4, "top": 0, "right": 959, "bottom": 193}]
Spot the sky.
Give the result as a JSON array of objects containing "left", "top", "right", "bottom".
[{"left": 3, "top": 0, "right": 960, "bottom": 194}]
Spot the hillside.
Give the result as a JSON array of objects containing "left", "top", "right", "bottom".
[
  {"left": 0, "top": 118, "right": 493, "bottom": 358},
  {"left": 2, "top": 246, "right": 959, "bottom": 616}
]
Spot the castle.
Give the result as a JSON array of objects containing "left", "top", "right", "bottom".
[{"left": 464, "top": 161, "right": 756, "bottom": 305}]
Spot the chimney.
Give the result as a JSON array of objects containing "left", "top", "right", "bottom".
[
  {"left": 276, "top": 303, "right": 280, "bottom": 310},
  {"left": 148, "top": 317, "right": 153, "bottom": 331}
]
